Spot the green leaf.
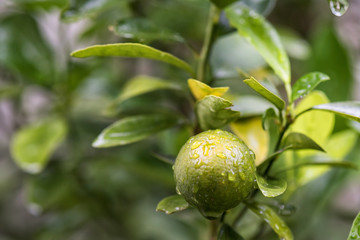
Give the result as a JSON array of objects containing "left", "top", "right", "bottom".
[
  {"left": 92, "top": 113, "right": 179, "bottom": 148},
  {"left": 225, "top": 4, "right": 290, "bottom": 83},
  {"left": 255, "top": 172, "right": 287, "bottom": 197},
  {"left": 71, "top": 43, "right": 194, "bottom": 76},
  {"left": 110, "top": 18, "right": 183, "bottom": 43},
  {"left": 291, "top": 72, "right": 330, "bottom": 102},
  {"left": 311, "top": 102, "right": 360, "bottom": 122},
  {"left": 247, "top": 202, "right": 294, "bottom": 240},
  {"left": 347, "top": 211, "right": 360, "bottom": 240},
  {"left": 218, "top": 224, "right": 245, "bottom": 240},
  {"left": 196, "top": 95, "right": 240, "bottom": 130},
  {"left": 114, "top": 75, "right": 180, "bottom": 105},
  {"left": 281, "top": 132, "right": 325, "bottom": 152},
  {"left": 156, "top": 195, "right": 190, "bottom": 214},
  {"left": 0, "top": 13, "right": 55, "bottom": 85},
  {"left": 244, "top": 77, "right": 285, "bottom": 110},
  {"left": 11, "top": 118, "right": 68, "bottom": 174},
  {"left": 188, "top": 79, "right": 229, "bottom": 101},
  {"left": 210, "top": 0, "right": 237, "bottom": 9}
]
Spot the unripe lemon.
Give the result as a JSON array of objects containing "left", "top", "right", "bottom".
[{"left": 174, "top": 129, "right": 256, "bottom": 219}]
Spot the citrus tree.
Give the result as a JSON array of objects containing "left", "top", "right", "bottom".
[{"left": 2, "top": 0, "right": 360, "bottom": 239}]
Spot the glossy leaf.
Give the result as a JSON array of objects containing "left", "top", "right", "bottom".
[
  {"left": 115, "top": 75, "right": 180, "bottom": 104},
  {"left": 93, "top": 114, "right": 179, "bottom": 148},
  {"left": 311, "top": 102, "right": 360, "bottom": 122},
  {"left": 110, "top": 18, "right": 183, "bottom": 43},
  {"left": 291, "top": 72, "right": 330, "bottom": 102},
  {"left": 226, "top": 4, "right": 290, "bottom": 83},
  {"left": 218, "top": 224, "right": 245, "bottom": 240},
  {"left": 247, "top": 202, "right": 293, "bottom": 240},
  {"left": 11, "top": 118, "right": 67, "bottom": 174},
  {"left": 281, "top": 132, "right": 325, "bottom": 152},
  {"left": 71, "top": 43, "right": 194, "bottom": 75},
  {"left": 188, "top": 79, "right": 229, "bottom": 101},
  {"left": 231, "top": 118, "right": 268, "bottom": 166},
  {"left": 244, "top": 77, "right": 285, "bottom": 110},
  {"left": 255, "top": 172, "right": 287, "bottom": 197},
  {"left": 240, "top": 0, "right": 276, "bottom": 16},
  {"left": 262, "top": 108, "right": 280, "bottom": 154},
  {"left": 292, "top": 91, "right": 334, "bottom": 146},
  {"left": 156, "top": 195, "right": 190, "bottom": 214},
  {"left": 347, "top": 211, "right": 360, "bottom": 240},
  {"left": 210, "top": 0, "right": 237, "bottom": 9},
  {"left": 196, "top": 95, "right": 240, "bottom": 130}
]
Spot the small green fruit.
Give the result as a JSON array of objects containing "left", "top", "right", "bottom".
[{"left": 174, "top": 129, "right": 256, "bottom": 219}]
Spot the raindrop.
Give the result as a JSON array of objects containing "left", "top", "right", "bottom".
[
  {"left": 191, "top": 141, "right": 201, "bottom": 149},
  {"left": 228, "top": 169, "right": 236, "bottom": 181},
  {"left": 216, "top": 152, "right": 226, "bottom": 159},
  {"left": 329, "top": 0, "right": 349, "bottom": 17},
  {"left": 176, "top": 186, "right": 181, "bottom": 195}
]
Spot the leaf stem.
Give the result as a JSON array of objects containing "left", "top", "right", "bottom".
[{"left": 197, "top": 4, "right": 220, "bottom": 83}]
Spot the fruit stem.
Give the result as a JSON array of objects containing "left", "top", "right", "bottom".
[
  {"left": 197, "top": 4, "right": 220, "bottom": 83},
  {"left": 209, "top": 220, "right": 219, "bottom": 240}
]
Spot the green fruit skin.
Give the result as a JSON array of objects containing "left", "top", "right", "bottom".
[{"left": 174, "top": 129, "right": 256, "bottom": 219}]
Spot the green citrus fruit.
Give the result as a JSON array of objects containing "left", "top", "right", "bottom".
[{"left": 173, "top": 129, "right": 256, "bottom": 219}]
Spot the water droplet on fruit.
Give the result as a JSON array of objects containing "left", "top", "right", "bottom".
[
  {"left": 190, "top": 153, "right": 199, "bottom": 159},
  {"left": 329, "top": 0, "right": 349, "bottom": 16},
  {"left": 195, "top": 159, "right": 204, "bottom": 169},
  {"left": 191, "top": 141, "right": 201, "bottom": 149},
  {"left": 216, "top": 152, "right": 226, "bottom": 159},
  {"left": 176, "top": 186, "right": 181, "bottom": 195},
  {"left": 249, "top": 150, "right": 256, "bottom": 160},
  {"left": 208, "top": 135, "right": 215, "bottom": 140},
  {"left": 239, "top": 171, "right": 246, "bottom": 181},
  {"left": 228, "top": 169, "right": 236, "bottom": 181}
]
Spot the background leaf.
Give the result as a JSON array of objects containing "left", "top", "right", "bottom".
[
  {"left": 255, "top": 172, "right": 287, "bottom": 197},
  {"left": 218, "top": 224, "right": 245, "bottom": 240},
  {"left": 311, "top": 102, "right": 360, "bottom": 122},
  {"left": 196, "top": 95, "right": 240, "bottom": 130},
  {"left": 92, "top": 113, "right": 179, "bottom": 148},
  {"left": 347, "top": 211, "right": 360, "bottom": 240},
  {"left": 243, "top": 77, "right": 285, "bottom": 109},
  {"left": 114, "top": 75, "right": 180, "bottom": 105},
  {"left": 210, "top": 0, "right": 237, "bottom": 9},
  {"left": 247, "top": 202, "right": 293, "bottom": 240},
  {"left": 188, "top": 79, "right": 228, "bottom": 101},
  {"left": 156, "top": 195, "right": 190, "bottom": 214},
  {"left": 11, "top": 118, "right": 68, "bottom": 174},
  {"left": 281, "top": 132, "right": 325, "bottom": 152},
  {"left": 291, "top": 72, "right": 330, "bottom": 102},
  {"left": 110, "top": 17, "right": 183, "bottom": 43},
  {"left": 225, "top": 4, "right": 290, "bottom": 83},
  {"left": 71, "top": 43, "right": 194, "bottom": 75}
]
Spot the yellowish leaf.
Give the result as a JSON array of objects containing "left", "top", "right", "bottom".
[
  {"left": 231, "top": 117, "right": 269, "bottom": 166},
  {"left": 188, "top": 79, "right": 229, "bottom": 100}
]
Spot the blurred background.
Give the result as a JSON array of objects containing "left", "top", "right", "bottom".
[{"left": 0, "top": 0, "right": 359, "bottom": 239}]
